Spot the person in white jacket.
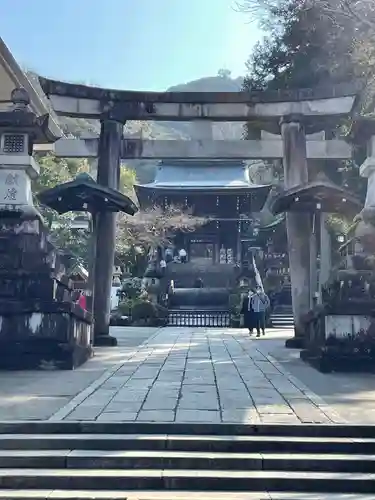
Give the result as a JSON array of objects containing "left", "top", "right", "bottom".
[
  {"left": 251, "top": 287, "right": 270, "bottom": 337},
  {"left": 178, "top": 248, "right": 187, "bottom": 263}
]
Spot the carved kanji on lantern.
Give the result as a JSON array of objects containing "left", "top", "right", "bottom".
[
  {"left": 4, "top": 187, "right": 17, "bottom": 201},
  {"left": 5, "top": 173, "right": 18, "bottom": 186}
]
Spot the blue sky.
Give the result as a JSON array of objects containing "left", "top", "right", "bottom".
[{"left": 0, "top": 0, "right": 261, "bottom": 91}]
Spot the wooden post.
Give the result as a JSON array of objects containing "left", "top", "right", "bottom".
[
  {"left": 86, "top": 214, "right": 96, "bottom": 319},
  {"left": 93, "top": 119, "right": 123, "bottom": 346},
  {"left": 309, "top": 213, "right": 318, "bottom": 307},
  {"left": 319, "top": 213, "right": 331, "bottom": 301},
  {"left": 280, "top": 114, "right": 311, "bottom": 348}
]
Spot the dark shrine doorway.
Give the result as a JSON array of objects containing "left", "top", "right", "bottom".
[{"left": 189, "top": 240, "right": 215, "bottom": 264}]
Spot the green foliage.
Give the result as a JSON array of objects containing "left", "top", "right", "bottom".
[
  {"left": 34, "top": 153, "right": 141, "bottom": 270},
  {"left": 119, "top": 166, "right": 137, "bottom": 196},
  {"left": 241, "top": 0, "right": 360, "bottom": 91},
  {"left": 33, "top": 153, "right": 92, "bottom": 268},
  {"left": 116, "top": 278, "right": 150, "bottom": 323},
  {"left": 218, "top": 69, "right": 232, "bottom": 79},
  {"left": 240, "top": 0, "right": 368, "bottom": 213},
  {"left": 131, "top": 300, "right": 168, "bottom": 326},
  {"left": 118, "top": 278, "right": 144, "bottom": 301},
  {"left": 117, "top": 297, "right": 143, "bottom": 316},
  {"left": 229, "top": 292, "right": 242, "bottom": 316}
]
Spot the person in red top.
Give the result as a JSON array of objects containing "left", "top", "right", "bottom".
[
  {"left": 78, "top": 292, "right": 87, "bottom": 311},
  {"left": 72, "top": 290, "right": 87, "bottom": 311}
]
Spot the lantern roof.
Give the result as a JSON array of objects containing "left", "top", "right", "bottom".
[
  {"left": 38, "top": 173, "right": 138, "bottom": 215},
  {"left": 270, "top": 179, "right": 361, "bottom": 215}
]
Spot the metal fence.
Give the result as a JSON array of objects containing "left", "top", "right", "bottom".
[{"left": 168, "top": 309, "right": 231, "bottom": 327}]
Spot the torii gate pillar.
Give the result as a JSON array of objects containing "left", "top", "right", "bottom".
[
  {"left": 281, "top": 115, "right": 311, "bottom": 348},
  {"left": 92, "top": 118, "right": 123, "bottom": 346}
]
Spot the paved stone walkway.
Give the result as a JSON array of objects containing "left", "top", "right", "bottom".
[
  {"left": 0, "top": 327, "right": 159, "bottom": 421},
  {"left": 51, "top": 327, "right": 343, "bottom": 424}
]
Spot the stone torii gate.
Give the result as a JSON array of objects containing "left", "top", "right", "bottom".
[{"left": 39, "top": 77, "right": 360, "bottom": 346}]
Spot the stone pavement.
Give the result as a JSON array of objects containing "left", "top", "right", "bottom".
[
  {"left": 263, "top": 333, "right": 375, "bottom": 424},
  {"left": 0, "top": 327, "right": 159, "bottom": 421},
  {"left": 50, "top": 327, "right": 343, "bottom": 424}
]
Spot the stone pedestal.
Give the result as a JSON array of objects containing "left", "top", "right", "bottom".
[
  {"left": 0, "top": 88, "right": 92, "bottom": 369},
  {"left": 0, "top": 219, "right": 92, "bottom": 369},
  {"left": 281, "top": 116, "right": 311, "bottom": 348},
  {"left": 300, "top": 271, "right": 375, "bottom": 373}
]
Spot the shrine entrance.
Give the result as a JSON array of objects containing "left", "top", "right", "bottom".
[
  {"left": 189, "top": 240, "right": 215, "bottom": 265},
  {"left": 39, "top": 76, "right": 361, "bottom": 347}
]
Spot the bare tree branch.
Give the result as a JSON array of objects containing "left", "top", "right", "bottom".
[
  {"left": 237, "top": 0, "right": 375, "bottom": 33},
  {"left": 116, "top": 204, "right": 209, "bottom": 255}
]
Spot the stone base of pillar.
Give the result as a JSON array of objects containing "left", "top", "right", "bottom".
[
  {"left": 285, "top": 336, "right": 305, "bottom": 349},
  {"left": 0, "top": 306, "right": 93, "bottom": 370},
  {"left": 0, "top": 218, "right": 93, "bottom": 370},
  {"left": 94, "top": 334, "right": 118, "bottom": 347}
]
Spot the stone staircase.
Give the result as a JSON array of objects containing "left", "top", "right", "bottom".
[
  {"left": 166, "top": 262, "right": 236, "bottom": 289},
  {"left": 270, "top": 284, "right": 294, "bottom": 328},
  {"left": 270, "top": 305, "right": 295, "bottom": 328},
  {"left": 0, "top": 422, "right": 375, "bottom": 498}
]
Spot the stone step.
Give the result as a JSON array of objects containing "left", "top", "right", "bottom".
[
  {"left": 271, "top": 321, "right": 294, "bottom": 326},
  {"left": 1, "top": 425, "right": 375, "bottom": 496},
  {"left": 271, "top": 321, "right": 294, "bottom": 324},
  {"left": 0, "top": 422, "right": 374, "bottom": 437},
  {"left": 0, "top": 491, "right": 271, "bottom": 500},
  {"left": 2, "top": 491, "right": 375, "bottom": 500},
  {"left": 2, "top": 422, "right": 375, "bottom": 438},
  {"left": 270, "top": 314, "right": 294, "bottom": 327},
  {"left": 2, "top": 434, "right": 375, "bottom": 454},
  {"left": 1, "top": 450, "right": 375, "bottom": 473},
  {"left": 270, "top": 318, "right": 294, "bottom": 322},
  {"left": 270, "top": 315, "right": 294, "bottom": 319},
  {"left": 0, "top": 469, "right": 373, "bottom": 493}
]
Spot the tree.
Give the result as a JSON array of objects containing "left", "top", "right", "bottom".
[
  {"left": 238, "top": 0, "right": 368, "bottom": 240},
  {"left": 116, "top": 205, "right": 208, "bottom": 275},
  {"left": 218, "top": 68, "right": 232, "bottom": 79},
  {"left": 307, "top": 1, "right": 375, "bottom": 34},
  {"left": 119, "top": 165, "right": 137, "bottom": 198},
  {"left": 238, "top": 0, "right": 360, "bottom": 91},
  {"left": 304, "top": 0, "right": 375, "bottom": 108},
  {"left": 32, "top": 153, "right": 93, "bottom": 267}
]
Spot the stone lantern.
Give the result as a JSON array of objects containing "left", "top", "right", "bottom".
[
  {"left": 142, "top": 263, "right": 162, "bottom": 304},
  {"left": 38, "top": 172, "right": 137, "bottom": 346},
  {"left": 112, "top": 266, "right": 122, "bottom": 286},
  {"left": 0, "top": 88, "right": 93, "bottom": 369},
  {"left": 0, "top": 89, "right": 50, "bottom": 219}
]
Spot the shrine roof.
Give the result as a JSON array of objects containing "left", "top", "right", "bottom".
[
  {"left": 135, "top": 161, "right": 271, "bottom": 192},
  {"left": 270, "top": 180, "right": 361, "bottom": 215}
]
